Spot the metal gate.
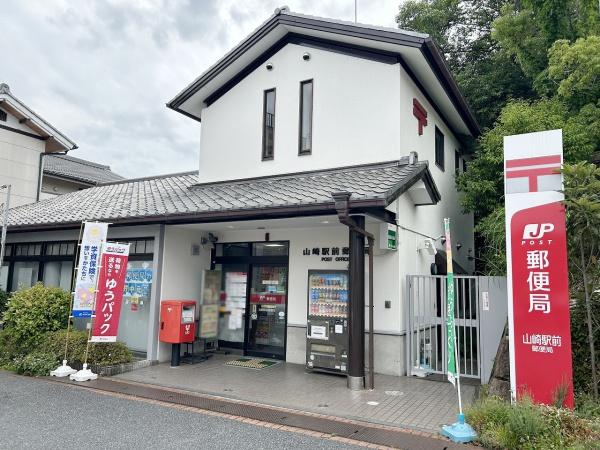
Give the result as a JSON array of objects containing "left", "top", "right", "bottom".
[{"left": 405, "top": 275, "right": 481, "bottom": 380}]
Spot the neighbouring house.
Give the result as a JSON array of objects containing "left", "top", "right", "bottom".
[
  {"left": 0, "top": 83, "right": 77, "bottom": 207},
  {"left": 40, "top": 154, "right": 124, "bottom": 199},
  {"left": 3, "top": 9, "right": 479, "bottom": 380}
]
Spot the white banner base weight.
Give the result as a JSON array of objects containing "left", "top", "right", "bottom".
[
  {"left": 50, "top": 360, "right": 77, "bottom": 377},
  {"left": 69, "top": 363, "right": 97, "bottom": 382},
  {"left": 411, "top": 366, "right": 432, "bottom": 378}
]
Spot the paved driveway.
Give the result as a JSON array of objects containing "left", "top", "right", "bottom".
[{"left": 0, "top": 371, "right": 359, "bottom": 450}]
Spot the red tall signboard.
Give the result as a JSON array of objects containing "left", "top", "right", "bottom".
[
  {"left": 504, "top": 130, "right": 574, "bottom": 408},
  {"left": 91, "top": 243, "right": 130, "bottom": 343}
]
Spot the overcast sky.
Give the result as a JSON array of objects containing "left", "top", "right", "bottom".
[{"left": 1, "top": 0, "right": 402, "bottom": 178}]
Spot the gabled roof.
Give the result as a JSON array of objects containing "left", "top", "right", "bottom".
[
  {"left": 43, "top": 154, "right": 125, "bottom": 185},
  {"left": 7, "top": 158, "right": 440, "bottom": 231},
  {"left": 167, "top": 8, "right": 479, "bottom": 138},
  {"left": 0, "top": 83, "right": 77, "bottom": 152}
]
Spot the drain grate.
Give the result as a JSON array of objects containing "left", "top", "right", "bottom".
[{"left": 49, "top": 377, "right": 473, "bottom": 450}]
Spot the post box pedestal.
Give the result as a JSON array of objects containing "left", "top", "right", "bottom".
[{"left": 171, "top": 343, "right": 181, "bottom": 367}]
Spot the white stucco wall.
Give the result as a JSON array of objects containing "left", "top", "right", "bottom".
[
  {"left": 157, "top": 226, "right": 211, "bottom": 361},
  {"left": 198, "top": 44, "right": 402, "bottom": 183},
  {"left": 398, "top": 65, "right": 475, "bottom": 273},
  {"left": 0, "top": 108, "right": 45, "bottom": 207},
  {"left": 41, "top": 176, "right": 88, "bottom": 198}
]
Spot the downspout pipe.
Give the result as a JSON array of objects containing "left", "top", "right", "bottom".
[{"left": 332, "top": 192, "right": 376, "bottom": 390}]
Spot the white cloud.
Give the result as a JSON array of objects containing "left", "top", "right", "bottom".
[{"left": 0, "top": 0, "right": 403, "bottom": 178}]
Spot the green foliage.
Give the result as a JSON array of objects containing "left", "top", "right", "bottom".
[
  {"left": 492, "top": 0, "right": 599, "bottom": 86},
  {"left": 575, "top": 393, "right": 600, "bottom": 420},
  {"left": 0, "top": 328, "right": 23, "bottom": 366},
  {"left": 397, "top": 0, "right": 533, "bottom": 129},
  {"left": 571, "top": 297, "right": 600, "bottom": 394},
  {"left": 548, "top": 36, "right": 600, "bottom": 110},
  {"left": 0, "top": 289, "right": 9, "bottom": 321},
  {"left": 474, "top": 207, "right": 506, "bottom": 275},
  {"left": 466, "top": 396, "right": 600, "bottom": 449},
  {"left": 564, "top": 163, "right": 600, "bottom": 397},
  {"left": 2, "top": 283, "right": 70, "bottom": 350},
  {"left": 11, "top": 351, "right": 59, "bottom": 376},
  {"left": 41, "top": 329, "right": 133, "bottom": 367}
]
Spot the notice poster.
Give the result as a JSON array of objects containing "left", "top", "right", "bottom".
[
  {"left": 200, "top": 270, "right": 221, "bottom": 338},
  {"left": 504, "top": 129, "right": 574, "bottom": 408},
  {"left": 91, "top": 243, "right": 130, "bottom": 342},
  {"left": 124, "top": 266, "right": 152, "bottom": 312},
  {"left": 73, "top": 222, "right": 108, "bottom": 318}
]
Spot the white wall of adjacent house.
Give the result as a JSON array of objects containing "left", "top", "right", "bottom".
[
  {"left": 198, "top": 43, "right": 402, "bottom": 183},
  {"left": 0, "top": 108, "right": 45, "bottom": 206},
  {"left": 40, "top": 176, "right": 89, "bottom": 199}
]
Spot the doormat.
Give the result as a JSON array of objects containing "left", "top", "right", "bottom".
[{"left": 225, "top": 358, "right": 280, "bottom": 370}]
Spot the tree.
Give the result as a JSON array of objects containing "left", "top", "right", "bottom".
[
  {"left": 493, "top": 0, "right": 600, "bottom": 91},
  {"left": 396, "top": 0, "right": 533, "bottom": 129},
  {"left": 563, "top": 163, "right": 600, "bottom": 399},
  {"left": 547, "top": 36, "right": 600, "bottom": 110},
  {"left": 456, "top": 35, "right": 600, "bottom": 273}
]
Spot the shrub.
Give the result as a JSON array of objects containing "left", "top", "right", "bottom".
[
  {"left": 0, "top": 328, "right": 23, "bottom": 366},
  {"left": 576, "top": 393, "right": 600, "bottom": 420},
  {"left": 2, "top": 283, "right": 70, "bottom": 350},
  {"left": 41, "top": 329, "right": 133, "bottom": 366},
  {"left": 466, "top": 396, "right": 600, "bottom": 449},
  {"left": 12, "top": 351, "right": 59, "bottom": 376},
  {"left": 0, "top": 289, "right": 9, "bottom": 321}
]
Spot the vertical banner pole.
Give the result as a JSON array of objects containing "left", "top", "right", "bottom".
[
  {"left": 69, "top": 222, "right": 110, "bottom": 382},
  {"left": 441, "top": 218, "right": 476, "bottom": 443},
  {"left": 50, "top": 221, "right": 85, "bottom": 377}
]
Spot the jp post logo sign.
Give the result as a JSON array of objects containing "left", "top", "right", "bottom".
[{"left": 504, "top": 130, "right": 574, "bottom": 408}]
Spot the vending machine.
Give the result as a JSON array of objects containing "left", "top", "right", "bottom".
[{"left": 306, "top": 270, "right": 349, "bottom": 374}]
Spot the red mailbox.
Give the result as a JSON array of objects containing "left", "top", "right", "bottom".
[{"left": 159, "top": 300, "right": 196, "bottom": 343}]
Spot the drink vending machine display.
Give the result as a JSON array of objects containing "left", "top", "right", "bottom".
[{"left": 306, "top": 270, "right": 349, "bottom": 374}]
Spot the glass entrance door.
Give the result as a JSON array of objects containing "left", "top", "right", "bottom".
[
  {"left": 218, "top": 265, "right": 248, "bottom": 349},
  {"left": 245, "top": 265, "right": 287, "bottom": 360}
]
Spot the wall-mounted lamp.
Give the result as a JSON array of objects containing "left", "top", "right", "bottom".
[{"left": 418, "top": 238, "right": 437, "bottom": 256}]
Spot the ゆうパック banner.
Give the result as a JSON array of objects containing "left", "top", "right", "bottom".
[
  {"left": 504, "top": 129, "right": 574, "bottom": 408},
  {"left": 91, "top": 242, "right": 130, "bottom": 342},
  {"left": 73, "top": 222, "right": 108, "bottom": 318}
]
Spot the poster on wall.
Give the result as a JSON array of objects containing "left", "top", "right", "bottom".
[
  {"left": 199, "top": 270, "right": 221, "bottom": 339},
  {"left": 91, "top": 243, "right": 130, "bottom": 342},
  {"left": 72, "top": 222, "right": 108, "bottom": 318},
  {"left": 124, "top": 265, "right": 153, "bottom": 311},
  {"left": 504, "top": 129, "right": 574, "bottom": 408}
]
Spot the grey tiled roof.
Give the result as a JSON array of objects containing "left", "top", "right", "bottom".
[
  {"left": 7, "top": 159, "right": 438, "bottom": 230},
  {"left": 44, "top": 154, "right": 125, "bottom": 185}
]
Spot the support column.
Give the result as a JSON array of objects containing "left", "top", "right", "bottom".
[{"left": 347, "top": 215, "right": 365, "bottom": 390}]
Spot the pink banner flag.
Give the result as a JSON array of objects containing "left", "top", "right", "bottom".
[{"left": 91, "top": 243, "right": 130, "bottom": 343}]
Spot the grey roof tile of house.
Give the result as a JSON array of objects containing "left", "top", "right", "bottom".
[
  {"left": 43, "top": 154, "right": 125, "bottom": 185},
  {"left": 7, "top": 159, "right": 439, "bottom": 230}
]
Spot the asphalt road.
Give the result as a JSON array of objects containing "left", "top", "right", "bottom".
[{"left": 0, "top": 371, "right": 359, "bottom": 450}]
